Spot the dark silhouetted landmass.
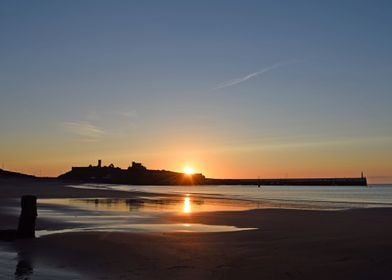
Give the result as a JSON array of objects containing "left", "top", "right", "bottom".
[
  {"left": 58, "top": 160, "right": 205, "bottom": 185},
  {"left": 0, "top": 169, "right": 35, "bottom": 179},
  {"left": 58, "top": 160, "right": 367, "bottom": 186}
]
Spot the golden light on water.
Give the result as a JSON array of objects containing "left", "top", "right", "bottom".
[{"left": 183, "top": 195, "right": 191, "bottom": 213}]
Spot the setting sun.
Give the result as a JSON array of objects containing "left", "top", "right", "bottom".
[{"left": 183, "top": 166, "right": 194, "bottom": 175}]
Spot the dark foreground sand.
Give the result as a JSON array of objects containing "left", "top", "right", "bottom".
[{"left": 1, "top": 178, "right": 392, "bottom": 279}]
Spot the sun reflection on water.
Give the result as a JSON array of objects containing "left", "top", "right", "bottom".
[
  {"left": 183, "top": 195, "right": 191, "bottom": 213},
  {"left": 39, "top": 195, "right": 258, "bottom": 216},
  {"left": 36, "top": 196, "right": 259, "bottom": 234}
]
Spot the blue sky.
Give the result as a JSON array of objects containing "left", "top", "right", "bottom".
[{"left": 0, "top": 1, "right": 391, "bottom": 181}]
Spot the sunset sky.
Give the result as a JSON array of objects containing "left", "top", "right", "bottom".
[{"left": 1, "top": 1, "right": 391, "bottom": 182}]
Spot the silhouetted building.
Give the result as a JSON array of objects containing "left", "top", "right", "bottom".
[
  {"left": 130, "top": 161, "right": 147, "bottom": 171},
  {"left": 59, "top": 160, "right": 205, "bottom": 185}
]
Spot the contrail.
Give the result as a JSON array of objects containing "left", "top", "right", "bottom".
[{"left": 213, "top": 59, "right": 300, "bottom": 90}]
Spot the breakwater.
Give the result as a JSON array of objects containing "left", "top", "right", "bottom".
[{"left": 204, "top": 177, "right": 367, "bottom": 186}]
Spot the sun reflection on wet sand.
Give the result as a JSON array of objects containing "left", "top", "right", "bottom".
[
  {"left": 39, "top": 195, "right": 259, "bottom": 215},
  {"left": 183, "top": 195, "right": 191, "bottom": 213},
  {"left": 34, "top": 195, "right": 259, "bottom": 235}
]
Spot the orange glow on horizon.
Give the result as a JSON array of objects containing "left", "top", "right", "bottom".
[{"left": 2, "top": 145, "right": 392, "bottom": 184}]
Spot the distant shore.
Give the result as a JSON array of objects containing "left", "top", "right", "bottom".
[
  {"left": 49, "top": 160, "right": 369, "bottom": 186},
  {"left": 1, "top": 178, "right": 391, "bottom": 279},
  {"left": 1, "top": 165, "right": 368, "bottom": 186}
]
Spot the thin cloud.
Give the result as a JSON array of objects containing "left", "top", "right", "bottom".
[
  {"left": 62, "top": 121, "right": 105, "bottom": 141},
  {"left": 213, "top": 60, "right": 300, "bottom": 90},
  {"left": 116, "top": 110, "right": 138, "bottom": 119}
]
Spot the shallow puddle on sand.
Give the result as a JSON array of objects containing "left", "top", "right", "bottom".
[
  {"left": 36, "top": 223, "right": 256, "bottom": 237},
  {"left": 37, "top": 196, "right": 258, "bottom": 234},
  {"left": 39, "top": 195, "right": 259, "bottom": 214}
]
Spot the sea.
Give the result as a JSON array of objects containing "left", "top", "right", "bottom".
[{"left": 69, "top": 183, "right": 392, "bottom": 209}]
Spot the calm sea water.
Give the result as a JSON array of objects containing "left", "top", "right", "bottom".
[{"left": 70, "top": 184, "right": 392, "bottom": 209}]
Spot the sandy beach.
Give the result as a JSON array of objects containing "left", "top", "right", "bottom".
[{"left": 1, "top": 178, "right": 392, "bottom": 279}]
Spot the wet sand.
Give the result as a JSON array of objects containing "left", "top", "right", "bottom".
[{"left": 1, "top": 178, "right": 392, "bottom": 279}]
